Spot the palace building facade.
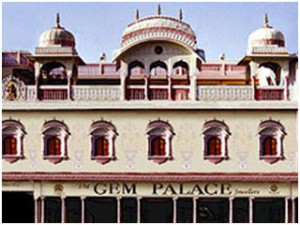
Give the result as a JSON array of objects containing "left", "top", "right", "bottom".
[{"left": 2, "top": 7, "right": 298, "bottom": 223}]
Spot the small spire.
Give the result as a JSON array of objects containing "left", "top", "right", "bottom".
[
  {"left": 158, "top": 4, "right": 161, "bottom": 16},
  {"left": 179, "top": 9, "right": 183, "bottom": 21},
  {"left": 56, "top": 12, "right": 60, "bottom": 27},
  {"left": 136, "top": 9, "right": 139, "bottom": 21},
  {"left": 264, "top": 13, "right": 269, "bottom": 26}
]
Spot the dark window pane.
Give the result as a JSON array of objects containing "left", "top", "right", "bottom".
[
  {"left": 253, "top": 198, "right": 285, "bottom": 223},
  {"left": 85, "top": 197, "right": 117, "bottom": 223},
  {"left": 2, "top": 192, "right": 35, "bottom": 223},
  {"left": 233, "top": 198, "right": 249, "bottom": 223},
  {"left": 197, "top": 198, "right": 229, "bottom": 223},
  {"left": 141, "top": 198, "right": 173, "bottom": 223},
  {"left": 177, "top": 198, "right": 193, "bottom": 223},
  {"left": 66, "top": 197, "right": 81, "bottom": 223},
  {"left": 121, "top": 198, "right": 137, "bottom": 223},
  {"left": 45, "top": 197, "right": 62, "bottom": 223}
]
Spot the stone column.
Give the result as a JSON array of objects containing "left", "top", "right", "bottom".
[
  {"left": 117, "top": 197, "right": 121, "bottom": 223},
  {"left": 285, "top": 197, "right": 289, "bottom": 223},
  {"left": 34, "top": 198, "right": 40, "bottom": 223},
  {"left": 249, "top": 197, "right": 254, "bottom": 223},
  {"left": 292, "top": 198, "right": 296, "bottom": 223},
  {"left": 120, "top": 75, "right": 127, "bottom": 101},
  {"left": 61, "top": 196, "right": 66, "bottom": 223},
  {"left": 67, "top": 70, "right": 72, "bottom": 100},
  {"left": 34, "top": 62, "right": 40, "bottom": 101},
  {"left": 193, "top": 197, "right": 197, "bottom": 223},
  {"left": 81, "top": 196, "right": 85, "bottom": 223},
  {"left": 41, "top": 196, "right": 45, "bottom": 223},
  {"left": 168, "top": 75, "right": 172, "bottom": 100},
  {"left": 190, "top": 74, "right": 197, "bottom": 101},
  {"left": 284, "top": 76, "right": 289, "bottom": 100},
  {"left": 229, "top": 197, "right": 234, "bottom": 223},
  {"left": 144, "top": 75, "right": 149, "bottom": 100},
  {"left": 137, "top": 197, "right": 142, "bottom": 223},
  {"left": 251, "top": 76, "right": 257, "bottom": 100},
  {"left": 173, "top": 197, "right": 177, "bottom": 223}
]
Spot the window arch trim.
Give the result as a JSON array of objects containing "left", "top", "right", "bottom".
[
  {"left": 42, "top": 120, "right": 70, "bottom": 164},
  {"left": 203, "top": 119, "right": 231, "bottom": 164},
  {"left": 2, "top": 119, "right": 26, "bottom": 163},
  {"left": 90, "top": 120, "right": 118, "bottom": 164},
  {"left": 258, "top": 119, "right": 286, "bottom": 164},
  {"left": 147, "top": 120, "right": 175, "bottom": 164}
]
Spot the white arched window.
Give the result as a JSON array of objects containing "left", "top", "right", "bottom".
[
  {"left": 2, "top": 119, "right": 26, "bottom": 163},
  {"left": 258, "top": 120, "right": 286, "bottom": 164},
  {"left": 150, "top": 61, "right": 168, "bottom": 76},
  {"left": 42, "top": 120, "right": 70, "bottom": 164},
  {"left": 203, "top": 120, "right": 231, "bottom": 164},
  {"left": 147, "top": 120, "right": 175, "bottom": 164},
  {"left": 128, "top": 60, "right": 145, "bottom": 76},
  {"left": 90, "top": 120, "right": 118, "bottom": 164},
  {"left": 172, "top": 61, "right": 189, "bottom": 76}
]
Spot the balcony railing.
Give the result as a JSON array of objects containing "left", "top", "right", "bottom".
[
  {"left": 149, "top": 89, "right": 169, "bottom": 100},
  {"left": 198, "top": 86, "right": 253, "bottom": 101},
  {"left": 255, "top": 87, "right": 284, "bottom": 101},
  {"left": 126, "top": 88, "right": 145, "bottom": 100},
  {"left": 15, "top": 85, "right": 291, "bottom": 102},
  {"left": 39, "top": 89, "right": 68, "bottom": 100},
  {"left": 73, "top": 86, "right": 121, "bottom": 101}
]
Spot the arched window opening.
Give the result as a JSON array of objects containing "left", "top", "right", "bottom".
[
  {"left": 203, "top": 120, "right": 230, "bottom": 164},
  {"left": 258, "top": 62, "right": 281, "bottom": 86},
  {"left": 90, "top": 120, "right": 118, "bottom": 164},
  {"left": 39, "top": 62, "right": 68, "bottom": 85},
  {"left": 150, "top": 61, "right": 168, "bottom": 76},
  {"left": 128, "top": 61, "right": 145, "bottom": 76},
  {"left": 2, "top": 119, "right": 26, "bottom": 163},
  {"left": 258, "top": 120, "right": 286, "bottom": 164},
  {"left": 147, "top": 120, "right": 175, "bottom": 164},
  {"left": 42, "top": 120, "right": 70, "bottom": 164},
  {"left": 173, "top": 61, "right": 189, "bottom": 76}
]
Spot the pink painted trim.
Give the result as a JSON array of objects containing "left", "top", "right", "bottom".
[
  {"left": 122, "top": 27, "right": 196, "bottom": 44},
  {"left": 2, "top": 172, "right": 297, "bottom": 182},
  {"left": 251, "top": 39, "right": 285, "bottom": 47}
]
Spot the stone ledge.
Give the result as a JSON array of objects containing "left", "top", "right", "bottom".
[{"left": 2, "top": 100, "right": 298, "bottom": 111}]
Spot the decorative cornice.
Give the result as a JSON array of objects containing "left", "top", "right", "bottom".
[{"left": 2, "top": 172, "right": 297, "bottom": 182}]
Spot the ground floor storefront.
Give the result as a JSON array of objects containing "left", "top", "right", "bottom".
[{"left": 2, "top": 178, "right": 298, "bottom": 223}]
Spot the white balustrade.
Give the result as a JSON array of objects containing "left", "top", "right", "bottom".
[
  {"left": 198, "top": 85, "right": 253, "bottom": 101},
  {"left": 72, "top": 85, "right": 121, "bottom": 101}
]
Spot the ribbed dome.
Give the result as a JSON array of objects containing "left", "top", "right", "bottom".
[
  {"left": 121, "top": 15, "right": 197, "bottom": 50},
  {"left": 248, "top": 15, "right": 285, "bottom": 48},
  {"left": 39, "top": 14, "right": 75, "bottom": 48}
]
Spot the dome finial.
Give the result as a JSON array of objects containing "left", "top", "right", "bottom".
[
  {"left": 264, "top": 13, "right": 269, "bottom": 27},
  {"left": 136, "top": 9, "right": 139, "bottom": 21},
  {"left": 179, "top": 9, "right": 183, "bottom": 21},
  {"left": 56, "top": 12, "right": 60, "bottom": 28},
  {"left": 158, "top": 4, "right": 161, "bottom": 16}
]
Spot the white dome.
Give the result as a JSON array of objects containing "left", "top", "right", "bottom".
[
  {"left": 39, "top": 14, "right": 75, "bottom": 48},
  {"left": 121, "top": 16, "right": 197, "bottom": 50},
  {"left": 248, "top": 16, "right": 285, "bottom": 48}
]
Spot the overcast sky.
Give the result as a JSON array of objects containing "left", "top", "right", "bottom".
[{"left": 2, "top": 2, "right": 298, "bottom": 62}]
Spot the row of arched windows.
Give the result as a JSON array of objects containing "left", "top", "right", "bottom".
[
  {"left": 2, "top": 119, "right": 286, "bottom": 164},
  {"left": 128, "top": 60, "right": 189, "bottom": 76}
]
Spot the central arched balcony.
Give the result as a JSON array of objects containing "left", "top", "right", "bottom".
[
  {"left": 37, "top": 62, "right": 71, "bottom": 100},
  {"left": 125, "top": 60, "right": 190, "bottom": 101}
]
